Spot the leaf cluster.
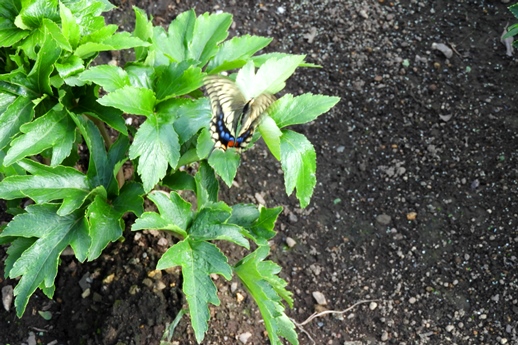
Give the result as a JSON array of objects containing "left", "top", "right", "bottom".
[{"left": 0, "top": 1, "right": 339, "bottom": 344}]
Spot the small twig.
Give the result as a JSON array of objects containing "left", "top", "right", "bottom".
[
  {"left": 291, "top": 299, "right": 384, "bottom": 344},
  {"left": 447, "top": 41, "right": 462, "bottom": 58}
]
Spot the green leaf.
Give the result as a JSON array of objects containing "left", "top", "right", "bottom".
[
  {"left": 0, "top": 159, "right": 91, "bottom": 216},
  {"left": 129, "top": 116, "right": 180, "bottom": 192},
  {"left": 157, "top": 239, "right": 232, "bottom": 343},
  {"left": 0, "top": 204, "right": 86, "bottom": 317},
  {"left": 509, "top": 3, "right": 518, "bottom": 19},
  {"left": 252, "top": 52, "right": 321, "bottom": 68},
  {"left": 189, "top": 12, "right": 232, "bottom": 66},
  {"left": 196, "top": 128, "right": 214, "bottom": 160},
  {"left": 3, "top": 107, "right": 75, "bottom": 166},
  {"left": 259, "top": 115, "right": 282, "bottom": 160},
  {"left": 86, "top": 195, "right": 123, "bottom": 260},
  {"left": 132, "top": 191, "right": 191, "bottom": 237},
  {"left": 42, "top": 18, "right": 72, "bottom": 52},
  {"left": 270, "top": 93, "right": 340, "bottom": 128},
  {"left": 103, "top": 31, "right": 150, "bottom": 50},
  {"left": 98, "top": 85, "right": 155, "bottom": 116},
  {"left": 4, "top": 238, "right": 35, "bottom": 278},
  {"left": 0, "top": 96, "right": 34, "bottom": 151},
  {"left": 164, "top": 9, "right": 196, "bottom": 62},
  {"left": 15, "top": 0, "right": 59, "bottom": 29},
  {"left": 75, "top": 86, "right": 127, "bottom": 135},
  {"left": 0, "top": 1, "right": 22, "bottom": 21},
  {"left": 0, "top": 17, "right": 29, "bottom": 47},
  {"left": 55, "top": 55, "right": 85, "bottom": 79},
  {"left": 190, "top": 203, "right": 249, "bottom": 248},
  {"left": 236, "top": 56, "right": 305, "bottom": 99},
  {"left": 206, "top": 35, "right": 272, "bottom": 73},
  {"left": 280, "top": 130, "right": 316, "bottom": 208},
  {"left": 112, "top": 181, "right": 145, "bottom": 217},
  {"left": 125, "top": 63, "right": 155, "bottom": 89},
  {"left": 208, "top": 148, "right": 240, "bottom": 188},
  {"left": 155, "top": 62, "right": 204, "bottom": 101},
  {"left": 133, "top": 7, "right": 153, "bottom": 60},
  {"left": 162, "top": 170, "right": 196, "bottom": 192},
  {"left": 250, "top": 206, "right": 282, "bottom": 243},
  {"left": 26, "top": 26, "right": 62, "bottom": 95},
  {"left": 235, "top": 246, "right": 298, "bottom": 345},
  {"left": 194, "top": 161, "right": 219, "bottom": 208},
  {"left": 60, "top": 2, "right": 80, "bottom": 49},
  {"left": 79, "top": 65, "right": 130, "bottom": 92},
  {"left": 170, "top": 98, "right": 211, "bottom": 144}
]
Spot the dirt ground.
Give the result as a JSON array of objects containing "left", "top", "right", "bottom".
[{"left": 1, "top": 0, "right": 518, "bottom": 344}]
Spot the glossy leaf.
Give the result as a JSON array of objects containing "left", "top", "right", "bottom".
[{"left": 280, "top": 130, "right": 316, "bottom": 208}]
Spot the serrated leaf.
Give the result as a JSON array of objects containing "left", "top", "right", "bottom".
[
  {"left": 60, "top": 2, "right": 80, "bottom": 49},
  {"left": 98, "top": 85, "right": 155, "bottom": 116},
  {"left": 207, "top": 35, "right": 272, "bottom": 73},
  {"left": 170, "top": 97, "right": 211, "bottom": 144},
  {"left": 79, "top": 65, "right": 130, "bottom": 92},
  {"left": 270, "top": 93, "right": 340, "bottom": 128},
  {"left": 509, "top": 3, "right": 518, "bottom": 19},
  {"left": 75, "top": 86, "right": 127, "bottom": 135},
  {"left": 0, "top": 96, "right": 34, "bottom": 151},
  {"left": 235, "top": 246, "right": 297, "bottom": 345},
  {"left": 259, "top": 115, "right": 282, "bottom": 160},
  {"left": 162, "top": 170, "right": 196, "bottom": 192},
  {"left": 55, "top": 55, "right": 84, "bottom": 79},
  {"left": 26, "top": 26, "right": 62, "bottom": 95},
  {"left": 208, "top": 148, "right": 240, "bottom": 188},
  {"left": 42, "top": 18, "right": 72, "bottom": 52},
  {"left": 131, "top": 190, "right": 191, "bottom": 237},
  {"left": 189, "top": 12, "right": 232, "bottom": 66},
  {"left": 157, "top": 239, "right": 232, "bottom": 343},
  {"left": 196, "top": 127, "right": 214, "bottom": 160},
  {"left": 190, "top": 203, "right": 249, "bottom": 248},
  {"left": 194, "top": 161, "right": 219, "bottom": 208},
  {"left": 250, "top": 206, "right": 282, "bottom": 243},
  {"left": 3, "top": 107, "right": 75, "bottom": 166},
  {"left": 0, "top": 159, "right": 91, "bottom": 215},
  {"left": 236, "top": 56, "right": 305, "bottom": 99},
  {"left": 112, "top": 181, "right": 145, "bottom": 217},
  {"left": 155, "top": 62, "right": 204, "bottom": 101},
  {"left": 133, "top": 7, "right": 153, "bottom": 60},
  {"left": 0, "top": 17, "right": 29, "bottom": 47},
  {"left": 103, "top": 31, "right": 149, "bottom": 50},
  {"left": 125, "top": 63, "right": 155, "bottom": 89},
  {"left": 251, "top": 52, "right": 321, "bottom": 68},
  {"left": 280, "top": 130, "right": 316, "bottom": 208},
  {"left": 16, "top": 0, "right": 59, "bottom": 30},
  {"left": 129, "top": 116, "right": 180, "bottom": 192},
  {"left": 0, "top": 204, "right": 86, "bottom": 317},
  {"left": 163, "top": 9, "right": 196, "bottom": 62},
  {"left": 86, "top": 195, "right": 123, "bottom": 260}
]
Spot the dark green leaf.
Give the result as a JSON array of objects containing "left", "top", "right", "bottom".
[
  {"left": 0, "top": 17, "right": 29, "bottom": 47},
  {"left": 129, "top": 116, "right": 180, "bottom": 192},
  {"left": 208, "top": 148, "right": 240, "bottom": 188},
  {"left": 0, "top": 96, "right": 34, "bottom": 151},
  {"left": 195, "top": 161, "right": 219, "bottom": 208},
  {"left": 162, "top": 170, "right": 196, "bottom": 192},
  {"left": 98, "top": 85, "right": 155, "bottom": 116},
  {"left": 79, "top": 65, "right": 130, "bottom": 92},
  {"left": 86, "top": 195, "right": 123, "bottom": 260},
  {"left": 155, "top": 61, "right": 204, "bottom": 101},
  {"left": 156, "top": 239, "right": 232, "bottom": 343},
  {"left": 171, "top": 98, "right": 211, "bottom": 144}
]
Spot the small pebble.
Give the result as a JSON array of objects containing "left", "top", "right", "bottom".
[
  {"left": 445, "top": 325, "right": 454, "bottom": 332},
  {"left": 369, "top": 301, "right": 378, "bottom": 310},
  {"left": 409, "top": 297, "right": 417, "bottom": 304},
  {"left": 286, "top": 237, "right": 296, "bottom": 248},
  {"left": 237, "top": 332, "right": 252, "bottom": 344},
  {"left": 376, "top": 214, "right": 391, "bottom": 225},
  {"left": 312, "top": 291, "right": 327, "bottom": 305},
  {"left": 381, "top": 331, "right": 389, "bottom": 341}
]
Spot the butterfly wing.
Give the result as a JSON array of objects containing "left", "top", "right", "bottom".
[
  {"left": 205, "top": 76, "right": 247, "bottom": 150},
  {"left": 204, "top": 75, "right": 276, "bottom": 151}
]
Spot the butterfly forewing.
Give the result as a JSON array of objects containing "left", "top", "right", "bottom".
[{"left": 204, "top": 75, "right": 276, "bottom": 151}]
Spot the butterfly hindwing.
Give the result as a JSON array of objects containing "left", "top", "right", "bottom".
[{"left": 204, "top": 75, "right": 276, "bottom": 151}]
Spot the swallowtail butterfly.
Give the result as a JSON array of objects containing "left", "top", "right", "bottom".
[{"left": 204, "top": 75, "right": 276, "bottom": 152}]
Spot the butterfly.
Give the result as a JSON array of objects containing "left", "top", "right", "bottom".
[{"left": 204, "top": 75, "right": 276, "bottom": 152}]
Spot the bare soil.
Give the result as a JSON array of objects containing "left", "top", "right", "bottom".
[{"left": 1, "top": 1, "right": 517, "bottom": 344}]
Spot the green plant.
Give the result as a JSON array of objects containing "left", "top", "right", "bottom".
[
  {"left": 0, "top": 1, "right": 339, "bottom": 344},
  {"left": 504, "top": 3, "right": 518, "bottom": 46}
]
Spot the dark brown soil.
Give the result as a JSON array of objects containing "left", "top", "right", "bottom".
[{"left": 1, "top": 1, "right": 518, "bottom": 344}]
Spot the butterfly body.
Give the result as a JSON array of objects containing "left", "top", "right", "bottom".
[{"left": 205, "top": 76, "right": 276, "bottom": 151}]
